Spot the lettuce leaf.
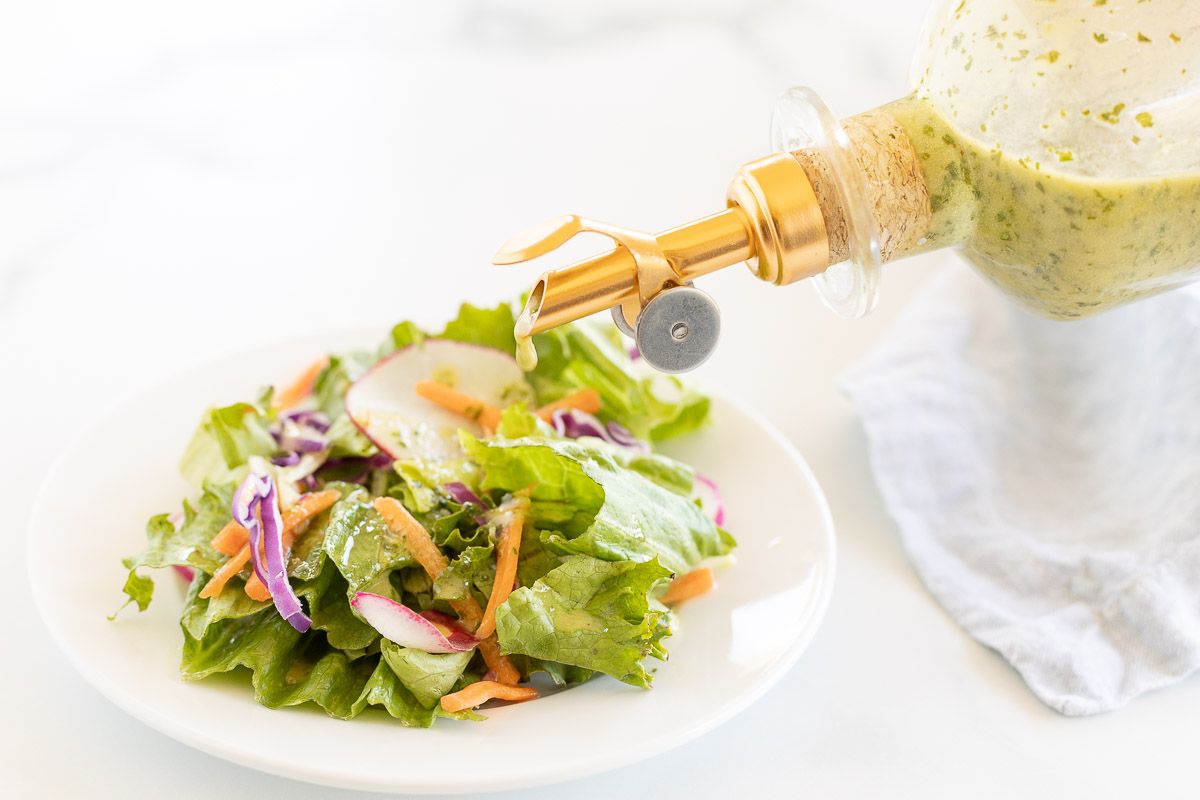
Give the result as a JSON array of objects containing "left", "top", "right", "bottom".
[
  {"left": 438, "top": 302, "right": 518, "bottom": 353},
  {"left": 284, "top": 481, "right": 361, "bottom": 581},
  {"left": 181, "top": 608, "right": 358, "bottom": 717},
  {"left": 392, "top": 457, "right": 479, "bottom": 515},
  {"left": 180, "top": 577, "right": 269, "bottom": 640},
  {"left": 324, "top": 414, "right": 377, "bottom": 459},
  {"left": 527, "top": 320, "right": 710, "bottom": 442},
  {"left": 415, "top": 301, "right": 710, "bottom": 442},
  {"left": 179, "top": 401, "right": 277, "bottom": 488},
  {"left": 380, "top": 641, "right": 475, "bottom": 709},
  {"left": 300, "top": 561, "right": 378, "bottom": 650},
  {"left": 497, "top": 403, "right": 542, "bottom": 439},
  {"left": 495, "top": 555, "right": 672, "bottom": 687},
  {"left": 118, "top": 483, "right": 235, "bottom": 613},
  {"left": 466, "top": 436, "right": 731, "bottom": 573},
  {"left": 179, "top": 608, "right": 463, "bottom": 725},
  {"left": 384, "top": 320, "right": 426, "bottom": 354},
  {"left": 321, "top": 487, "right": 413, "bottom": 597},
  {"left": 177, "top": 535, "right": 375, "bottom": 650},
  {"left": 355, "top": 657, "right": 481, "bottom": 722},
  {"left": 620, "top": 451, "right": 696, "bottom": 495},
  {"left": 122, "top": 296, "right": 730, "bottom": 725},
  {"left": 312, "top": 350, "right": 376, "bottom": 419},
  {"left": 288, "top": 515, "right": 329, "bottom": 582},
  {"left": 529, "top": 659, "right": 594, "bottom": 687},
  {"left": 433, "top": 544, "right": 495, "bottom": 601},
  {"left": 516, "top": 528, "right": 565, "bottom": 589}
]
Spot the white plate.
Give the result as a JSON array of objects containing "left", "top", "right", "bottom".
[{"left": 29, "top": 329, "right": 835, "bottom": 794}]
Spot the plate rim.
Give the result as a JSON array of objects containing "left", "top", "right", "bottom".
[{"left": 27, "top": 329, "right": 836, "bottom": 794}]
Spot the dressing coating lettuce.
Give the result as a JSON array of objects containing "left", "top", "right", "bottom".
[
  {"left": 117, "top": 300, "right": 731, "bottom": 724},
  {"left": 496, "top": 555, "right": 674, "bottom": 688},
  {"left": 465, "top": 435, "right": 733, "bottom": 574}
]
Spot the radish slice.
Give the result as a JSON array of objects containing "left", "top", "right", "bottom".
[
  {"left": 351, "top": 592, "right": 478, "bottom": 653},
  {"left": 418, "top": 609, "right": 481, "bottom": 650},
  {"left": 345, "top": 340, "right": 533, "bottom": 462}
]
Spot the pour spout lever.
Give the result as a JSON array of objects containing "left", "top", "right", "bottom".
[{"left": 497, "top": 151, "right": 831, "bottom": 343}]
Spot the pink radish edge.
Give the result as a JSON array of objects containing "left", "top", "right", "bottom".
[
  {"left": 418, "top": 609, "right": 481, "bottom": 649},
  {"left": 694, "top": 473, "right": 726, "bottom": 527},
  {"left": 351, "top": 592, "right": 477, "bottom": 654},
  {"left": 344, "top": 339, "right": 525, "bottom": 459}
]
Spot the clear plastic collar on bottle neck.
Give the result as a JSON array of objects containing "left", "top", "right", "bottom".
[{"left": 770, "top": 86, "right": 882, "bottom": 319}]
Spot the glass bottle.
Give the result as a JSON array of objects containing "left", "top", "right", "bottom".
[
  {"left": 500, "top": 0, "right": 1200, "bottom": 371},
  {"left": 782, "top": 0, "right": 1200, "bottom": 320}
]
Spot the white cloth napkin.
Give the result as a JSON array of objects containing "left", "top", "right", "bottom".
[{"left": 842, "top": 267, "right": 1200, "bottom": 716}]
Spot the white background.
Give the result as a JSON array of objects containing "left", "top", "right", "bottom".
[{"left": 4, "top": 1, "right": 1198, "bottom": 797}]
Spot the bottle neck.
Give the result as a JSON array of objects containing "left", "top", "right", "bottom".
[
  {"left": 714, "top": 96, "right": 943, "bottom": 289},
  {"left": 790, "top": 102, "right": 936, "bottom": 270}
]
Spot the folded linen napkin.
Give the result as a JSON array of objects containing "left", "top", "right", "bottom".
[{"left": 842, "top": 267, "right": 1200, "bottom": 716}]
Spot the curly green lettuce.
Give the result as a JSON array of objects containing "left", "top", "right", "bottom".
[{"left": 118, "top": 299, "right": 731, "bottom": 723}]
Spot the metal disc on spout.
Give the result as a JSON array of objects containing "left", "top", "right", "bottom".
[
  {"left": 611, "top": 304, "right": 637, "bottom": 338},
  {"left": 634, "top": 286, "right": 721, "bottom": 374}
]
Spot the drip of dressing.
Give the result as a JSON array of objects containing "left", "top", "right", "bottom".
[
  {"left": 515, "top": 335, "right": 537, "bottom": 371},
  {"left": 514, "top": 307, "right": 537, "bottom": 371}
]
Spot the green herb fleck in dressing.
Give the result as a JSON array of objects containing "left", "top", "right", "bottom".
[{"left": 885, "top": 95, "right": 1200, "bottom": 318}]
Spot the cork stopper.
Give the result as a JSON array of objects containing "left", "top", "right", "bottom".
[{"left": 791, "top": 108, "right": 932, "bottom": 265}]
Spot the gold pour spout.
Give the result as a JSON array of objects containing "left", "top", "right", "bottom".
[{"left": 494, "top": 152, "right": 834, "bottom": 363}]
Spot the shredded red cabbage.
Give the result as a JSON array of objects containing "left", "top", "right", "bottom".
[
  {"left": 282, "top": 409, "right": 331, "bottom": 433},
  {"left": 271, "top": 452, "right": 302, "bottom": 467},
  {"left": 276, "top": 428, "right": 326, "bottom": 453},
  {"left": 271, "top": 411, "right": 330, "bottom": 455},
  {"left": 443, "top": 481, "right": 485, "bottom": 507},
  {"left": 442, "top": 482, "right": 489, "bottom": 524},
  {"left": 605, "top": 420, "right": 646, "bottom": 451},
  {"left": 368, "top": 452, "right": 394, "bottom": 469},
  {"left": 232, "top": 473, "right": 311, "bottom": 632},
  {"left": 551, "top": 409, "right": 650, "bottom": 453},
  {"left": 551, "top": 408, "right": 605, "bottom": 439},
  {"left": 316, "top": 452, "right": 393, "bottom": 485}
]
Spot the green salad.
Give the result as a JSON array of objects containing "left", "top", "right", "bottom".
[{"left": 115, "top": 301, "right": 733, "bottom": 725}]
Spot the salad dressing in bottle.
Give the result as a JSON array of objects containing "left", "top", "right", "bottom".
[{"left": 497, "top": 0, "right": 1200, "bottom": 374}]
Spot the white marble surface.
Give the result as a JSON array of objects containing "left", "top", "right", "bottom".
[{"left": 4, "top": 1, "right": 1199, "bottom": 797}]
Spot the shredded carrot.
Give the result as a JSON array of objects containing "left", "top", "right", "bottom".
[
  {"left": 198, "top": 548, "right": 253, "bottom": 600},
  {"left": 284, "top": 490, "right": 341, "bottom": 531},
  {"left": 375, "top": 496, "right": 479, "bottom": 626},
  {"left": 475, "top": 494, "right": 529, "bottom": 639},
  {"left": 414, "top": 379, "right": 502, "bottom": 432},
  {"left": 272, "top": 356, "right": 329, "bottom": 410},
  {"left": 439, "top": 680, "right": 538, "bottom": 713},
  {"left": 242, "top": 490, "right": 340, "bottom": 600},
  {"left": 373, "top": 497, "right": 449, "bottom": 577},
  {"left": 477, "top": 638, "right": 522, "bottom": 686},
  {"left": 198, "top": 490, "right": 340, "bottom": 600},
  {"left": 661, "top": 567, "right": 715, "bottom": 605},
  {"left": 373, "top": 496, "right": 521, "bottom": 684},
  {"left": 211, "top": 520, "right": 245, "bottom": 557},
  {"left": 208, "top": 490, "right": 339, "bottom": 559},
  {"left": 536, "top": 388, "right": 602, "bottom": 423},
  {"left": 243, "top": 565, "right": 272, "bottom": 601}
]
